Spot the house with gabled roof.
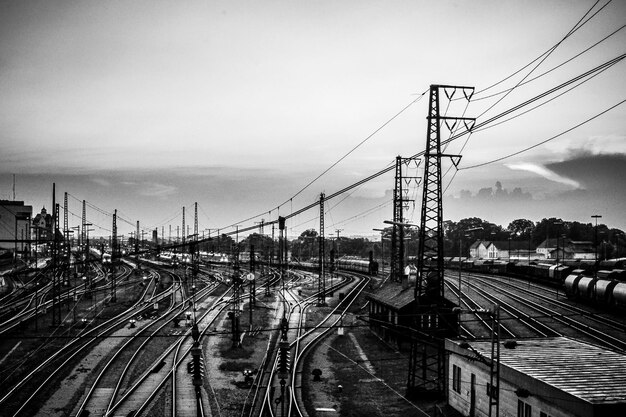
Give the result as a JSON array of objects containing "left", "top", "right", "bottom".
[{"left": 365, "top": 279, "right": 416, "bottom": 350}]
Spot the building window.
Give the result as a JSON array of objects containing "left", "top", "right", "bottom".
[
  {"left": 452, "top": 364, "right": 461, "bottom": 393},
  {"left": 540, "top": 412, "right": 552, "bottom": 417},
  {"left": 518, "top": 400, "right": 532, "bottom": 417}
]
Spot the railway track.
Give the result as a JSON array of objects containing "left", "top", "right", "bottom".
[
  {"left": 449, "top": 271, "right": 626, "bottom": 351},
  {"left": 0, "top": 268, "right": 178, "bottom": 416},
  {"left": 243, "top": 270, "right": 368, "bottom": 417}
]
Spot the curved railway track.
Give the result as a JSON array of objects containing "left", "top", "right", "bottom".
[{"left": 0, "top": 267, "right": 176, "bottom": 416}]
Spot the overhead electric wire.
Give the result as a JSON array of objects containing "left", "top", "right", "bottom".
[
  {"left": 474, "top": 0, "right": 611, "bottom": 120},
  {"left": 460, "top": 98, "right": 626, "bottom": 170},
  {"left": 473, "top": 22, "right": 625, "bottom": 102},
  {"left": 472, "top": 0, "right": 608, "bottom": 96},
  {"left": 471, "top": 58, "right": 621, "bottom": 133},
  {"left": 218, "top": 91, "right": 428, "bottom": 232},
  {"left": 443, "top": 51, "right": 624, "bottom": 193},
  {"left": 330, "top": 199, "right": 394, "bottom": 229},
  {"left": 207, "top": 55, "right": 624, "bottom": 242}
]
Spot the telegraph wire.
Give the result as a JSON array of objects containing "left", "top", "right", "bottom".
[
  {"left": 278, "top": 90, "right": 428, "bottom": 206},
  {"left": 460, "top": 98, "right": 626, "bottom": 170},
  {"left": 471, "top": 58, "right": 621, "bottom": 134},
  {"left": 472, "top": 0, "right": 608, "bottom": 97},
  {"left": 474, "top": 0, "right": 611, "bottom": 120},
  {"left": 218, "top": 91, "right": 428, "bottom": 232},
  {"left": 217, "top": 54, "right": 624, "bottom": 239},
  {"left": 442, "top": 54, "right": 623, "bottom": 193},
  {"left": 473, "top": 23, "right": 625, "bottom": 102}
]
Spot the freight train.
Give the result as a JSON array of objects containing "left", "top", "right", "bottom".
[
  {"left": 564, "top": 268, "right": 626, "bottom": 309},
  {"left": 443, "top": 257, "right": 626, "bottom": 309}
]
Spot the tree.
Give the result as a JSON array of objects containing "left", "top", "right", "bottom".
[
  {"left": 507, "top": 219, "right": 535, "bottom": 238},
  {"left": 291, "top": 229, "right": 319, "bottom": 261},
  {"left": 533, "top": 218, "right": 566, "bottom": 246},
  {"left": 241, "top": 233, "right": 274, "bottom": 257}
]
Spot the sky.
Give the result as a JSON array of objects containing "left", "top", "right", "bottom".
[{"left": 1, "top": 0, "right": 625, "bottom": 240}]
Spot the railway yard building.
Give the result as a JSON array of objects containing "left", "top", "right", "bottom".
[
  {"left": 446, "top": 337, "right": 626, "bottom": 417},
  {"left": 365, "top": 277, "right": 416, "bottom": 351},
  {"left": 0, "top": 200, "right": 32, "bottom": 253}
]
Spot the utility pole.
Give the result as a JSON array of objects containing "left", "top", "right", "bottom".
[
  {"left": 81, "top": 200, "right": 87, "bottom": 274},
  {"left": 111, "top": 210, "right": 117, "bottom": 301},
  {"left": 192, "top": 203, "right": 199, "bottom": 292},
  {"left": 231, "top": 238, "right": 241, "bottom": 348},
  {"left": 182, "top": 206, "right": 186, "bottom": 251},
  {"left": 63, "top": 192, "right": 70, "bottom": 281},
  {"left": 373, "top": 228, "right": 385, "bottom": 276},
  {"left": 392, "top": 156, "right": 419, "bottom": 281},
  {"left": 250, "top": 244, "right": 256, "bottom": 308},
  {"left": 592, "top": 215, "right": 602, "bottom": 275},
  {"left": 410, "top": 84, "right": 475, "bottom": 396},
  {"left": 488, "top": 305, "right": 501, "bottom": 417},
  {"left": 51, "top": 184, "right": 59, "bottom": 326},
  {"left": 317, "top": 193, "right": 326, "bottom": 306}
]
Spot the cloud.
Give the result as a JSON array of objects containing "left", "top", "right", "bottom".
[
  {"left": 91, "top": 177, "right": 111, "bottom": 187},
  {"left": 505, "top": 163, "right": 581, "bottom": 189},
  {"left": 139, "top": 183, "right": 177, "bottom": 198},
  {"left": 545, "top": 153, "right": 626, "bottom": 193}
]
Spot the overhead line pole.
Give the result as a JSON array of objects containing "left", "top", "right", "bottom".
[{"left": 141, "top": 60, "right": 625, "bottom": 256}]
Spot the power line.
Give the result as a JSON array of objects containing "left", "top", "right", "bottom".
[
  {"left": 474, "top": 0, "right": 611, "bottom": 120},
  {"left": 460, "top": 98, "right": 626, "bottom": 170},
  {"left": 472, "top": 23, "right": 625, "bottom": 102},
  {"left": 218, "top": 92, "right": 428, "bottom": 232},
  {"left": 472, "top": 0, "right": 609, "bottom": 97}
]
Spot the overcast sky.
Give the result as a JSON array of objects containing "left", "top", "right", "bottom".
[{"left": 1, "top": 0, "right": 625, "bottom": 239}]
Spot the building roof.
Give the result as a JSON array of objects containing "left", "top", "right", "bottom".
[
  {"left": 537, "top": 238, "right": 560, "bottom": 249},
  {"left": 469, "top": 240, "right": 483, "bottom": 250},
  {"left": 570, "top": 241, "right": 594, "bottom": 253},
  {"left": 448, "top": 337, "right": 626, "bottom": 405},
  {"left": 365, "top": 281, "right": 415, "bottom": 310},
  {"left": 489, "top": 240, "right": 531, "bottom": 251}
]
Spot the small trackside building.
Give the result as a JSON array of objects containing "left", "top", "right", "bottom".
[
  {"left": 365, "top": 279, "right": 416, "bottom": 351},
  {"left": 446, "top": 337, "right": 626, "bottom": 417}
]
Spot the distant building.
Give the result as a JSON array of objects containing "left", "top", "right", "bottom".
[
  {"left": 0, "top": 200, "right": 33, "bottom": 254},
  {"left": 469, "top": 240, "right": 490, "bottom": 259},
  {"left": 32, "top": 206, "right": 53, "bottom": 242},
  {"left": 469, "top": 240, "right": 534, "bottom": 261},
  {"left": 537, "top": 239, "right": 595, "bottom": 260},
  {"left": 446, "top": 337, "right": 626, "bottom": 417}
]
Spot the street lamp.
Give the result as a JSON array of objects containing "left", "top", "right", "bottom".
[
  {"left": 383, "top": 220, "right": 416, "bottom": 281},
  {"left": 552, "top": 221, "right": 563, "bottom": 265},
  {"left": 373, "top": 228, "right": 386, "bottom": 277},
  {"left": 592, "top": 215, "right": 602, "bottom": 271}
]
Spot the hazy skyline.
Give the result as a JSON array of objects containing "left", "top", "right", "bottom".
[{"left": 1, "top": 0, "right": 625, "bottom": 238}]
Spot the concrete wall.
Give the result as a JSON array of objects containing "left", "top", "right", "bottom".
[{"left": 0, "top": 201, "right": 32, "bottom": 252}]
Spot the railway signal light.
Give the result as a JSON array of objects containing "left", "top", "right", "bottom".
[
  {"left": 281, "top": 317, "right": 289, "bottom": 338},
  {"left": 278, "top": 340, "right": 290, "bottom": 377},
  {"left": 191, "top": 343, "right": 205, "bottom": 387}
]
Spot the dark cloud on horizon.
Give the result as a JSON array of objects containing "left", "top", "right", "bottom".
[{"left": 546, "top": 153, "right": 626, "bottom": 193}]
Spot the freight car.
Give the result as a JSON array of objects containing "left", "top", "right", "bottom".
[{"left": 564, "top": 268, "right": 626, "bottom": 308}]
